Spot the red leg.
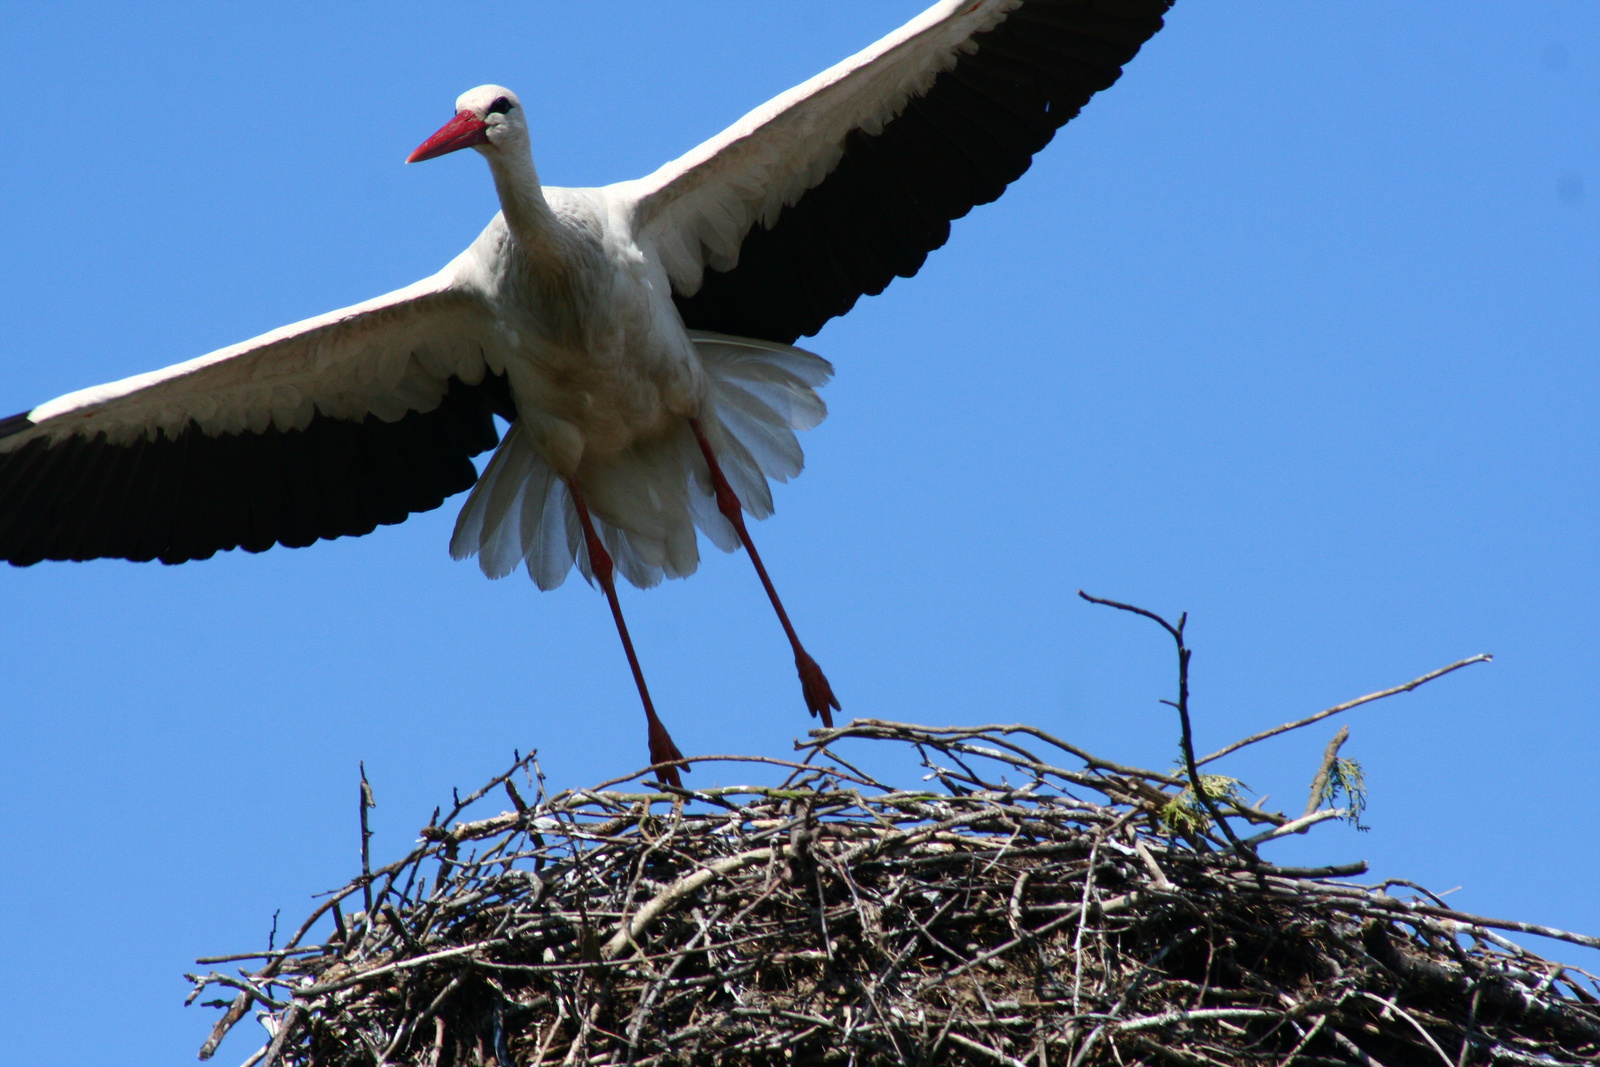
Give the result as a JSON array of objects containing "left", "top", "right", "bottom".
[
  {"left": 568, "top": 481, "right": 687, "bottom": 788},
  {"left": 690, "top": 419, "right": 840, "bottom": 727}
]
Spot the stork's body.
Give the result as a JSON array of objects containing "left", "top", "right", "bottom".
[
  {"left": 0, "top": 0, "right": 1174, "bottom": 779},
  {"left": 404, "top": 88, "right": 843, "bottom": 772},
  {"left": 472, "top": 188, "right": 700, "bottom": 471}
]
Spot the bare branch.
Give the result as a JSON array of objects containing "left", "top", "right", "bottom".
[
  {"left": 1198, "top": 654, "right": 1492, "bottom": 766},
  {"left": 1079, "top": 591, "right": 1256, "bottom": 860},
  {"left": 1305, "top": 726, "right": 1350, "bottom": 818}
]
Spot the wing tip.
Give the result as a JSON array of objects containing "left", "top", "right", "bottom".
[{"left": 0, "top": 411, "right": 33, "bottom": 440}]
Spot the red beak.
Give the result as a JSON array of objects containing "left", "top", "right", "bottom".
[{"left": 407, "top": 110, "right": 490, "bottom": 163}]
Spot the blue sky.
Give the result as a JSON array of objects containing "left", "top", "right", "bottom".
[{"left": 1, "top": 3, "right": 1595, "bottom": 1062}]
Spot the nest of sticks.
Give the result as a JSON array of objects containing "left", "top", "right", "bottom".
[{"left": 190, "top": 600, "right": 1600, "bottom": 1067}]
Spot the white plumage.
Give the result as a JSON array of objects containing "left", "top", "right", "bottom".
[{"left": 450, "top": 332, "right": 830, "bottom": 591}]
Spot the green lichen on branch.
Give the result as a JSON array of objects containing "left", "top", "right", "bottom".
[{"left": 1157, "top": 772, "right": 1248, "bottom": 835}]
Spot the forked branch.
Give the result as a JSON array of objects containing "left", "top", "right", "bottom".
[{"left": 1077, "top": 591, "right": 1255, "bottom": 859}]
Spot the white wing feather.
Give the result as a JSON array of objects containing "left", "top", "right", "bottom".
[
  {"left": 3, "top": 218, "right": 514, "bottom": 453},
  {"left": 614, "top": 0, "right": 1019, "bottom": 295}
]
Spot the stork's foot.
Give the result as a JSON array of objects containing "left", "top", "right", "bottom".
[
  {"left": 796, "top": 650, "right": 839, "bottom": 728},
  {"left": 647, "top": 711, "right": 688, "bottom": 789}
]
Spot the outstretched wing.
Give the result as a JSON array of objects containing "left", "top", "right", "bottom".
[
  {"left": 620, "top": 0, "right": 1173, "bottom": 344},
  {"left": 0, "top": 224, "right": 515, "bottom": 566}
]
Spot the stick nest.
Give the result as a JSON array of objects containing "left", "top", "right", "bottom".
[{"left": 192, "top": 721, "right": 1600, "bottom": 1067}]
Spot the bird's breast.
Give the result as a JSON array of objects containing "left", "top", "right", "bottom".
[{"left": 497, "top": 260, "right": 703, "bottom": 476}]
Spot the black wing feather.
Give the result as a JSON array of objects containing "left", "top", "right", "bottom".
[
  {"left": 673, "top": 0, "right": 1172, "bottom": 344},
  {"left": 0, "top": 373, "right": 513, "bottom": 566}
]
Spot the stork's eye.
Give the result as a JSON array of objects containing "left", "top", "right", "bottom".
[{"left": 486, "top": 97, "right": 514, "bottom": 116}]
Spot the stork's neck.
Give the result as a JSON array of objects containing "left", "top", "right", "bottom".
[{"left": 485, "top": 145, "right": 557, "bottom": 253}]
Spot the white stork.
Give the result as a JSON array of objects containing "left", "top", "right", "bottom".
[{"left": 0, "top": 0, "right": 1173, "bottom": 783}]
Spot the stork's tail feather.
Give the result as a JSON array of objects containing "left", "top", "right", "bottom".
[
  {"left": 450, "top": 332, "right": 831, "bottom": 591},
  {"left": 450, "top": 420, "right": 581, "bottom": 590},
  {"left": 689, "top": 330, "right": 831, "bottom": 529}
]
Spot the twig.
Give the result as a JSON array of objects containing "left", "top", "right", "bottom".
[
  {"left": 359, "top": 762, "right": 376, "bottom": 916},
  {"left": 600, "top": 848, "right": 775, "bottom": 959},
  {"left": 1356, "top": 992, "right": 1454, "bottom": 1067},
  {"left": 1198, "top": 655, "right": 1492, "bottom": 766},
  {"left": 1328, "top": 1026, "right": 1389, "bottom": 1067},
  {"left": 1242, "top": 808, "right": 1346, "bottom": 846},
  {"left": 1078, "top": 592, "right": 1255, "bottom": 859},
  {"left": 260, "top": 1003, "right": 302, "bottom": 1067},
  {"left": 1276, "top": 1012, "right": 1330, "bottom": 1067},
  {"left": 946, "top": 1031, "right": 1031, "bottom": 1067},
  {"left": 198, "top": 993, "right": 252, "bottom": 1061},
  {"left": 1111, "top": 1007, "right": 1284, "bottom": 1033},
  {"left": 1071, "top": 833, "right": 1102, "bottom": 1014},
  {"left": 1304, "top": 726, "right": 1349, "bottom": 818}
]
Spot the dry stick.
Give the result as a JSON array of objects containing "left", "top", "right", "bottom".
[
  {"left": 1328, "top": 1026, "right": 1390, "bottom": 1067},
  {"left": 360, "top": 761, "right": 376, "bottom": 916},
  {"left": 293, "top": 941, "right": 498, "bottom": 997},
  {"left": 559, "top": 998, "right": 603, "bottom": 1067},
  {"left": 921, "top": 890, "right": 1148, "bottom": 993},
  {"left": 1403, "top": 906, "right": 1600, "bottom": 953},
  {"left": 1133, "top": 837, "right": 1174, "bottom": 890},
  {"left": 625, "top": 904, "right": 726, "bottom": 1060},
  {"left": 606, "top": 799, "right": 684, "bottom": 962},
  {"left": 194, "top": 947, "right": 324, "bottom": 965},
  {"left": 1457, "top": 985, "right": 1481, "bottom": 1067},
  {"left": 1289, "top": 883, "right": 1600, "bottom": 951},
  {"left": 195, "top": 973, "right": 287, "bottom": 1010},
  {"left": 1242, "top": 808, "right": 1346, "bottom": 847},
  {"left": 1198, "top": 654, "right": 1492, "bottom": 766},
  {"left": 817, "top": 719, "right": 1187, "bottom": 788},
  {"left": 259, "top": 1002, "right": 302, "bottom": 1067},
  {"left": 1077, "top": 592, "right": 1256, "bottom": 861},
  {"left": 193, "top": 828, "right": 392, "bottom": 1037},
  {"left": 1008, "top": 870, "right": 1032, "bottom": 937},
  {"left": 804, "top": 743, "right": 895, "bottom": 793},
  {"left": 945, "top": 1030, "right": 1031, "bottom": 1067},
  {"left": 600, "top": 847, "right": 776, "bottom": 959},
  {"left": 1076, "top": 891, "right": 1200, "bottom": 1066},
  {"left": 1241, "top": 871, "right": 1600, "bottom": 951},
  {"left": 584, "top": 753, "right": 881, "bottom": 794},
  {"left": 1357, "top": 992, "right": 1455, "bottom": 1067},
  {"left": 532, "top": 990, "right": 569, "bottom": 1067},
  {"left": 1304, "top": 726, "right": 1350, "bottom": 817},
  {"left": 1276, "top": 1012, "right": 1331, "bottom": 1067},
  {"left": 198, "top": 993, "right": 253, "bottom": 1061},
  {"left": 195, "top": 932, "right": 315, "bottom": 1060},
  {"left": 1112, "top": 1007, "right": 1285, "bottom": 1034},
  {"left": 1071, "top": 834, "right": 1103, "bottom": 1015},
  {"left": 427, "top": 1016, "right": 446, "bottom": 1067}
]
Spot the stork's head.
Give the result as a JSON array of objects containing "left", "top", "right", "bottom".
[{"left": 407, "top": 86, "right": 526, "bottom": 164}]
